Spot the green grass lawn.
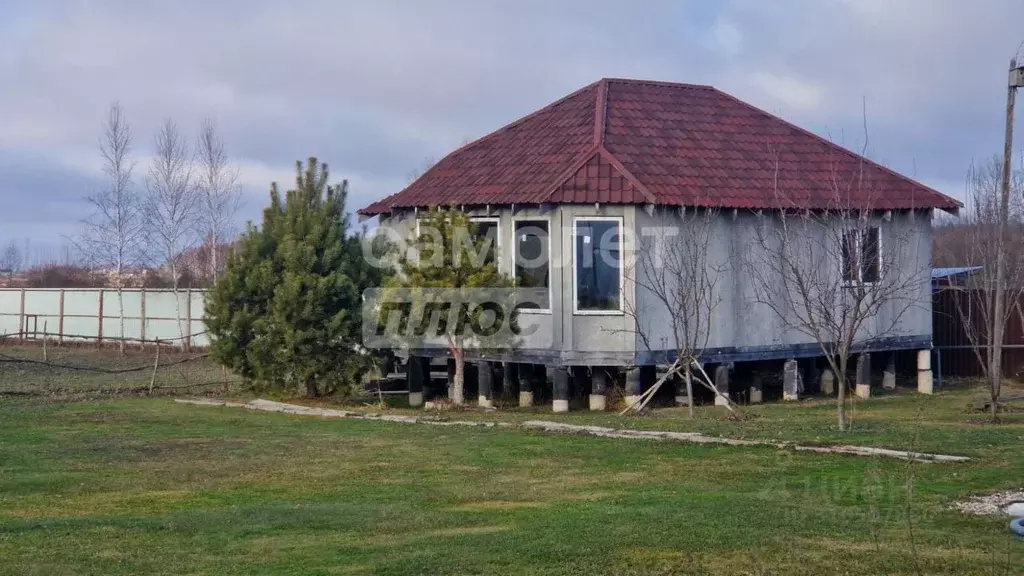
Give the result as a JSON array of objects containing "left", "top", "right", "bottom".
[{"left": 0, "top": 386, "right": 1021, "bottom": 575}]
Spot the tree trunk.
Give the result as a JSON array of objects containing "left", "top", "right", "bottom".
[
  {"left": 452, "top": 349, "right": 465, "bottom": 405},
  {"left": 836, "top": 359, "right": 848, "bottom": 431},
  {"left": 685, "top": 364, "right": 695, "bottom": 418},
  {"left": 210, "top": 229, "right": 218, "bottom": 282},
  {"left": 116, "top": 287, "right": 126, "bottom": 357},
  {"left": 306, "top": 378, "right": 318, "bottom": 399}
]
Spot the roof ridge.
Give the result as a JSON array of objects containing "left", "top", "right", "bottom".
[
  {"left": 602, "top": 77, "right": 715, "bottom": 90},
  {"left": 710, "top": 87, "right": 962, "bottom": 209},
  {"left": 593, "top": 78, "right": 608, "bottom": 146}
]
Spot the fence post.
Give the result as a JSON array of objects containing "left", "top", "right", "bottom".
[
  {"left": 97, "top": 289, "right": 104, "bottom": 345},
  {"left": 18, "top": 288, "right": 25, "bottom": 341},
  {"left": 185, "top": 288, "right": 192, "bottom": 352},
  {"left": 58, "top": 289, "right": 65, "bottom": 346},
  {"left": 140, "top": 289, "right": 146, "bottom": 349}
]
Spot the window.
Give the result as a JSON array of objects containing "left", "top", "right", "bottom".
[
  {"left": 574, "top": 218, "right": 622, "bottom": 313},
  {"left": 514, "top": 220, "right": 550, "bottom": 311},
  {"left": 469, "top": 217, "right": 499, "bottom": 267},
  {"left": 842, "top": 226, "right": 881, "bottom": 283}
]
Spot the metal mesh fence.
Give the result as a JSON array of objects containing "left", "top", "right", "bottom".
[{"left": 0, "top": 332, "right": 239, "bottom": 397}]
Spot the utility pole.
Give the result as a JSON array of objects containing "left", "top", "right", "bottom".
[{"left": 990, "top": 58, "right": 1024, "bottom": 418}]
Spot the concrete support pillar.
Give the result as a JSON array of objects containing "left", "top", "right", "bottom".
[
  {"left": 552, "top": 366, "right": 570, "bottom": 413},
  {"left": 714, "top": 364, "right": 731, "bottom": 406},
  {"left": 917, "top": 349, "right": 934, "bottom": 395},
  {"left": 519, "top": 364, "right": 537, "bottom": 407},
  {"left": 781, "top": 360, "right": 799, "bottom": 401},
  {"left": 882, "top": 354, "right": 897, "bottom": 390},
  {"left": 503, "top": 362, "right": 519, "bottom": 403},
  {"left": 855, "top": 354, "right": 871, "bottom": 399},
  {"left": 783, "top": 359, "right": 801, "bottom": 401},
  {"left": 625, "top": 367, "right": 643, "bottom": 408},
  {"left": 408, "top": 356, "right": 426, "bottom": 407},
  {"left": 749, "top": 372, "right": 764, "bottom": 404},
  {"left": 820, "top": 368, "right": 835, "bottom": 396},
  {"left": 590, "top": 368, "right": 609, "bottom": 411},
  {"left": 446, "top": 359, "right": 456, "bottom": 401},
  {"left": 477, "top": 361, "right": 494, "bottom": 408}
]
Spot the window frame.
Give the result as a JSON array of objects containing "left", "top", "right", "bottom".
[
  {"left": 469, "top": 216, "right": 501, "bottom": 267},
  {"left": 572, "top": 215, "right": 625, "bottom": 316},
  {"left": 510, "top": 215, "right": 553, "bottom": 315},
  {"left": 841, "top": 224, "right": 883, "bottom": 286}
]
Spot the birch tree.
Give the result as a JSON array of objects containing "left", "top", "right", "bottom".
[
  {"left": 195, "top": 118, "right": 240, "bottom": 281},
  {"left": 145, "top": 119, "right": 198, "bottom": 340},
  {"left": 77, "top": 102, "right": 144, "bottom": 355}
]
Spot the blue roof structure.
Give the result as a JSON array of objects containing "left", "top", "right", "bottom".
[{"left": 932, "top": 266, "right": 982, "bottom": 279}]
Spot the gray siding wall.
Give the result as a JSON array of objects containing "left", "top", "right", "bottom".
[
  {"left": 632, "top": 208, "right": 933, "bottom": 360},
  {"left": 379, "top": 206, "right": 933, "bottom": 365}
]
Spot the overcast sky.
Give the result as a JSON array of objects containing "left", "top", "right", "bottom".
[{"left": 2, "top": 0, "right": 1024, "bottom": 260}]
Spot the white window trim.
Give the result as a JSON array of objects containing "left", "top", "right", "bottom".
[
  {"left": 469, "top": 216, "right": 501, "bottom": 266},
  {"left": 572, "top": 215, "right": 625, "bottom": 316},
  {"left": 842, "top": 224, "right": 883, "bottom": 286},
  {"left": 511, "top": 215, "right": 553, "bottom": 314}
]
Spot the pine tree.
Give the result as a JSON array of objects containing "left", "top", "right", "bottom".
[{"left": 206, "top": 158, "right": 381, "bottom": 398}]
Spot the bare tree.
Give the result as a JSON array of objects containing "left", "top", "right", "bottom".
[
  {"left": 76, "top": 102, "right": 144, "bottom": 355},
  {"left": 146, "top": 118, "right": 199, "bottom": 339},
  {"left": 935, "top": 156, "right": 1024, "bottom": 421},
  {"left": 623, "top": 206, "right": 736, "bottom": 414},
  {"left": 745, "top": 155, "right": 927, "bottom": 430},
  {"left": 2, "top": 240, "right": 22, "bottom": 285},
  {"left": 194, "top": 118, "right": 240, "bottom": 281}
]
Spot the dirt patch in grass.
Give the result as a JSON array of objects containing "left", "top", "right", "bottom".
[{"left": 448, "top": 501, "right": 547, "bottom": 512}]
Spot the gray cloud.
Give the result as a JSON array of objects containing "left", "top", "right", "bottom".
[{"left": 2, "top": 0, "right": 1023, "bottom": 251}]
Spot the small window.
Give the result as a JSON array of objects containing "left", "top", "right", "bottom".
[
  {"left": 574, "top": 218, "right": 622, "bottom": 313},
  {"left": 514, "top": 220, "right": 550, "bottom": 310},
  {"left": 469, "top": 218, "right": 499, "bottom": 267},
  {"left": 842, "top": 226, "right": 881, "bottom": 284}
]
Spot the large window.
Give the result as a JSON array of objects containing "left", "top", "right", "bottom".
[
  {"left": 574, "top": 218, "right": 622, "bottom": 313},
  {"left": 514, "top": 220, "right": 550, "bottom": 311},
  {"left": 842, "top": 226, "right": 880, "bottom": 283}
]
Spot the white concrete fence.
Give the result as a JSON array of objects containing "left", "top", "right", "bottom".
[{"left": 0, "top": 288, "right": 209, "bottom": 349}]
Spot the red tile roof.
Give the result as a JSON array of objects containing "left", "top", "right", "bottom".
[{"left": 359, "top": 78, "right": 960, "bottom": 215}]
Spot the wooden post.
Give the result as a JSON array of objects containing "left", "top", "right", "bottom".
[
  {"left": 97, "top": 289, "right": 104, "bottom": 345},
  {"left": 18, "top": 288, "right": 25, "bottom": 341},
  {"left": 140, "top": 289, "right": 146, "bottom": 349},
  {"left": 149, "top": 339, "right": 161, "bottom": 394},
  {"left": 57, "top": 289, "right": 65, "bottom": 346},
  {"left": 42, "top": 321, "right": 48, "bottom": 362},
  {"left": 185, "top": 288, "right": 193, "bottom": 351}
]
